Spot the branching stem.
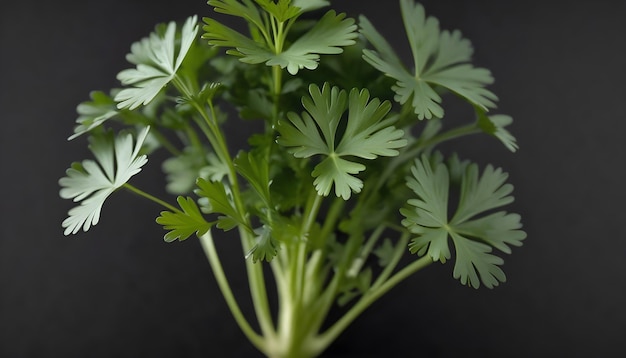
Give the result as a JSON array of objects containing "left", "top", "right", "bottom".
[
  {"left": 316, "top": 256, "right": 433, "bottom": 348},
  {"left": 199, "top": 231, "right": 267, "bottom": 352},
  {"left": 190, "top": 96, "right": 276, "bottom": 339}
]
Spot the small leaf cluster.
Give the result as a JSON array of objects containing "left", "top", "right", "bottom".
[{"left": 203, "top": 0, "right": 357, "bottom": 74}]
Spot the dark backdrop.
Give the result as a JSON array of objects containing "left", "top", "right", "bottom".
[{"left": 1, "top": 0, "right": 625, "bottom": 357}]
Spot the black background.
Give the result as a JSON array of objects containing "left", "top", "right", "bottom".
[{"left": 1, "top": 0, "right": 625, "bottom": 357}]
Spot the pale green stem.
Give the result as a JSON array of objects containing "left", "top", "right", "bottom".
[
  {"left": 270, "top": 257, "right": 287, "bottom": 296},
  {"left": 282, "top": 192, "right": 322, "bottom": 320},
  {"left": 374, "top": 122, "right": 482, "bottom": 194},
  {"left": 272, "top": 65, "right": 283, "bottom": 98},
  {"left": 191, "top": 115, "right": 221, "bottom": 157},
  {"left": 349, "top": 225, "right": 385, "bottom": 275},
  {"left": 370, "top": 232, "right": 410, "bottom": 291},
  {"left": 318, "top": 198, "right": 345, "bottom": 245},
  {"left": 248, "top": 13, "right": 272, "bottom": 47},
  {"left": 192, "top": 101, "right": 236, "bottom": 184},
  {"left": 240, "top": 226, "right": 276, "bottom": 337},
  {"left": 276, "top": 236, "right": 290, "bottom": 271},
  {"left": 270, "top": 15, "right": 284, "bottom": 123},
  {"left": 270, "top": 192, "right": 325, "bottom": 358},
  {"left": 122, "top": 182, "right": 269, "bottom": 353},
  {"left": 308, "top": 232, "right": 362, "bottom": 334},
  {"left": 189, "top": 96, "right": 276, "bottom": 338},
  {"left": 184, "top": 121, "right": 204, "bottom": 153},
  {"left": 271, "top": 16, "right": 285, "bottom": 54},
  {"left": 315, "top": 256, "right": 433, "bottom": 349},
  {"left": 148, "top": 127, "right": 182, "bottom": 157},
  {"left": 415, "top": 122, "right": 482, "bottom": 152},
  {"left": 295, "top": 193, "right": 323, "bottom": 299},
  {"left": 199, "top": 231, "right": 267, "bottom": 353},
  {"left": 303, "top": 192, "right": 324, "bottom": 237},
  {"left": 303, "top": 249, "right": 324, "bottom": 302},
  {"left": 122, "top": 183, "right": 178, "bottom": 212}
]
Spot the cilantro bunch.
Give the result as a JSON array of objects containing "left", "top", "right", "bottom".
[{"left": 59, "top": 1, "right": 525, "bottom": 357}]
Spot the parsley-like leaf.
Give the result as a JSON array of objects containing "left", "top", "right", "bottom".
[
  {"left": 291, "top": 0, "right": 329, "bottom": 13},
  {"left": 203, "top": 7, "right": 357, "bottom": 75},
  {"left": 255, "top": 0, "right": 300, "bottom": 22},
  {"left": 59, "top": 127, "right": 150, "bottom": 235},
  {"left": 209, "top": 0, "right": 265, "bottom": 28},
  {"left": 69, "top": 91, "right": 118, "bottom": 140},
  {"left": 199, "top": 153, "right": 230, "bottom": 183},
  {"left": 452, "top": 163, "right": 526, "bottom": 253},
  {"left": 400, "top": 155, "right": 526, "bottom": 288},
  {"left": 277, "top": 83, "right": 406, "bottom": 199},
  {"left": 360, "top": 0, "right": 497, "bottom": 119},
  {"left": 115, "top": 16, "right": 199, "bottom": 110},
  {"left": 162, "top": 146, "right": 211, "bottom": 195},
  {"left": 476, "top": 109, "right": 519, "bottom": 152},
  {"left": 245, "top": 225, "right": 280, "bottom": 263},
  {"left": 267, "top": 10, "right": 357, "bottom": 75},
  {"left": 373, "top": 238, "right": 396, "bottom": 267},
  {"left": 156, "top": 196, "right": 212, "bottom": 242},
  {"left": 196, "top": 178, "right": 248, "bottom": 231},
  {"left": 337, "top": 268, "right": 372, "bottom": 306},
  {"left": 234, "top": 151, "right": 271, "bottom": 206}
]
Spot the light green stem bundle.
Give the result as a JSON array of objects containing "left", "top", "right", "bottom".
[{"left": 58, "top": 1, "right": 526, "bottom": 357}]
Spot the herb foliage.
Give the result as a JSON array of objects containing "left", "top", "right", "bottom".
[{"left": 60, "top": 1, "right": 525, "bottom": 357}]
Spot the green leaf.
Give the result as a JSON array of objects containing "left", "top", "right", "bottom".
[
  {"left": 115, "top": 16, "right": 199, "bottom": 110},
  {"left": 245, "top": 225, "right": 280, "bottom": 263},
  {"left": 162, "top": 146, "right": 211, "bottom": 195},
  {"left": 446, "top": 153, "right": 469, "bottom": 185},
  {"left": 193, "top": 82, "right": 223, "bottom": 105},
  {"left": 69, "top": 91, "right": 118, "bottom": 140},
  {"left": 452, "top": 163, "right": 514, "bottom": 224},
  {"left": 454, "top": 212, "right": 526, "bottom": 255},
  {"left": 196, "top": 178, "right": 248, "bottom": 231},
  {"left": 400, "top": 154, "right": 526, "bottom": 288},
  {"left": 451, "top": 163, "right": 525, "bottom": 254},
  {"left": 337, "top": 87, "right": 404, "bottom": 158},
  {"left": 311, "top": 155, "right": 365, "bottom": 199},
  {"left": 450, "top": 232, "right": 505, "bottom": 289},
  {"left": 373, "top": 238, "right": 395, "bottom": 267},
  {"left": 202, "top": 16, "right": 271, "bottom": 64},
  {"left": 199, "top": 153, "right": 230, "bottom": 183},
  {"left": 476, "top": 109, "right": 519, "bottom": 152},
  {"left": 213, "top": 0, "right": 328, "bottom": 20},
  {"left": 277, "top": 83, "right": 406, "bottom": 199},
  {"left": 203, "top": 7, "right": 357, "bottom": 75},
  {"left": 403, "top": 154, "right": 450, "bottom": 231},
  {"left": 360, "top": 0, "right": 497, "bottom": 119},
  {"left": 209, "top": 0, "right": 265, "bottom": 29},
  {"left": 255, "top": 0, "right": 300, "bottom": 22},
  {"left": 291, "top": 0, "right": 329, "bottom": 13},
  {"left": 156, "top": 196, "right": 212, "bottom": 242},
  {"left": 234, "top": 151, "right": 271, "bottom": 205},
  {"left": 268, "top": 163, "right": 311, "bottom": 211},
  {"left": 59, "top": 127, "right": 150, "bottom": 235},
  {"left": 239, "top": 89, "right": 274, "bottom": 120},
  {"left": 270, "top": 214, "right": 302, "bottom": 245},
  {"left": 278, "top": 83, "right": 348, "bottom": 158},
  {"left": 337, "top": 268, "right": 372, "bottom": 306},
  {"left": 267, "top": 10, "right": 358, "bottom": 75}
]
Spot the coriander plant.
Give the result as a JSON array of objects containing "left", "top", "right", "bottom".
[{"left": 59, "top": 1, "right": 526, "bottom": 357}]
